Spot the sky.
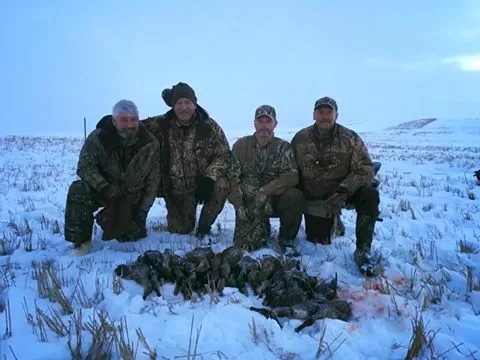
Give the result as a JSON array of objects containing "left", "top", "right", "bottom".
[{"left": 1, "top": 1, "right": 479, "bottom": 137}]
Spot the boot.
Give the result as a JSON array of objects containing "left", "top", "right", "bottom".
[
  {"left": 354, "top": 214, "right": 377, "bottom": 276},
  {"left": 72, "top": 241, "right": 92, "bottom": 256}
]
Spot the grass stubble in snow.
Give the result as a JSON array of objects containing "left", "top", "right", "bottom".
[{"left": 0, "top": 118, "right": 479, "bottom": 359}]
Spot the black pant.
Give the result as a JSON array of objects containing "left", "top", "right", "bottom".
[{"left": 305, "top": 185, "right": 380, "bottom": 244}]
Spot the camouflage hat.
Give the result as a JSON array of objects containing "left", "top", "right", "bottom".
[
  {"left": 314, "top": 97, "right": 338, "bottom": 111},
  {"left": 254, "top": 105, "right": 276, "bottom": 121}
]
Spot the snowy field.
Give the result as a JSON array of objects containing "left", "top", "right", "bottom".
[{"left": 0, "top": 117, "right": 480, "bottom": 359}]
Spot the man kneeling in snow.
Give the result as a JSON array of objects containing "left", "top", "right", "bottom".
[{"left": 64, "top": 100, "right": 160, "bottom": 255}]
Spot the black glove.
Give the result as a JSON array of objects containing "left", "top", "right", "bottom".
[
  {"left": 195, "top": 177, "right": 215, "bottom": 204},
  {"left": 474, "top": 170, "right": 480, "bottom": 182},
  {"left": 100, "top": 184, "right": 123, "bottom": 203}
]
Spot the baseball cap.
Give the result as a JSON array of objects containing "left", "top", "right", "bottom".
[
  {"left": 254, "top": 105, "right": 277, "bottom": 121},
  {"left": 314, "top": 97, "right": 338, "bottom": 111}
]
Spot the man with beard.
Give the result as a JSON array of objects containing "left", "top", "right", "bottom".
[
  {"left": 291, "top": 97, "right": 380, "bottom": 276},
  {"left": 228, "top": 105, "right": 304, "bottom": 252},
  {"left": 64, "top": 100, "right": 160, "bottom": 255},
  {"left": 142, "top": 82, "right": 231, "bottom": 237}
]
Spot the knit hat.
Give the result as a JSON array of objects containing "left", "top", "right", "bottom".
[{"left": 161, "top": 82, "right": 197, "bottom": 107}]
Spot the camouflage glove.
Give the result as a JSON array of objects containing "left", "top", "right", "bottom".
[
  {"left": 254, "top": 188, "right": 267, "bottom": 207},
  {"left": 250, "top": 189, "right": 273, "bottom": 217},
  {"left": 236, "top": 206, "right": 249, "bottom": 221},
  {"left": 474, "top": 169, "right": 480, "bottom": 182},
  {"left": 195, "top": 177, "right": 215, "bottom": 204},
  {"left": 324, "top": 192, "right": 348, "bottom": 217}
]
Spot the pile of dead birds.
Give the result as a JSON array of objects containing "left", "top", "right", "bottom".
[{"left": 114, "top": 246, "right": 352, "bottom": 331}]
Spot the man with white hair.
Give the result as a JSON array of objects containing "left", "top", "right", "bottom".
[{"left": 64, "top": 100, "right": 160, "bottom": 255}]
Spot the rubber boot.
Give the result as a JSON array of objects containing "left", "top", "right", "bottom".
[{"left": 353, "top": 214, "right": 377, "bottom": 276}]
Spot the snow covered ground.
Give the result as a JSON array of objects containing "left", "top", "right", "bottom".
[{"left": 0, "top": 117, "right": 479, "bottom": 359}]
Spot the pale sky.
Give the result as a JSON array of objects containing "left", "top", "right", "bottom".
[{"left": 1, "top": 1, "right": 479, "bottom": 136}]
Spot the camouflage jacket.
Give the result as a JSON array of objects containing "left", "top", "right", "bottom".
[
  {"left": 76, "top": 115, "right": 160, "bottom": 212},
  {"left": 142, "top": 106, "right": 231, "bottom": 198},
  {"left": 291, "top": 123, "right": 374, "bottom": 200},
  {"left": 228, "top": 135, "right": 299, "bottom": 209}
]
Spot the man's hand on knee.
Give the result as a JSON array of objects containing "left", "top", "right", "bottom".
[
  {"left": 101, "top": 184, "right": 123, "bottom": 203},
  {"left": 236, "top": 205, "right": 249, "bottom": 221},
  {"left": 324, "top": 191, "right": 348, "bottom": 216}
]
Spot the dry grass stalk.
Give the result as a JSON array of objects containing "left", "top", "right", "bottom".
[
  {"left": 73, "top": 277, "right": 95, "bottom": 308},
  {"left": 186, "top": 314, "right": 202, "bottom": 359},
  {"left": 22, "top": 297, "right": 38, "bottom": 336},
  {"left": 315, "top": 320, "right": 328, "bottom": 358},
  {"left": 0, "top": 232, "right": 21, "bottom": 256},
  {"left": 67, "top": 309, "right": 84, "bottom": 359},
  {"left": 32, "top": 260, "right": 73, "bottom": 314},
  {"left": 405, "top": 312, "right": 426, "bottom": 360},
  {"left": 35, "top": 305, "right": 69, "bottom": 337},
  {"left": 404, "top": 311, "right": 439, "bottom": 360},
  {"left": 458, "top": 240, "right": 479, "bottom": 254},
  {"left": 94, "top": 275, "right": 106, "bottom": 303},
  {"left": 205, "top": 277, "right": 220, "bottom": 305},
  {"left": 136, "top": 328, "right": 157, "bottom": 360},
  {"left": 113, "top": 274, "right": 125, "bottom": 295},
  {"left": 467, "top": 266, "right": 474, "bottom": 293},
  {"left": 3, "top": 299, "right": 12, "bottom": 339},
  {"left": 83, "top": 310, "right": 116, "bottom": 359},
  {"left": 248, "top": 317, "right": 259, "bottom": 344},
  {"left": 113, "top": 315, "right": 138, "bottom": 360},
  {"left": 35, "top": 303, "right": 49, "bottom": 342}
]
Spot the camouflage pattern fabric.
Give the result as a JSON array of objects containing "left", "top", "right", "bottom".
[
  {"left": 233, "top": 214, "right": 271, "bottom": 252},
  {"left": 291, "top": 123, "right": 374, "bottom": 201},
  {"left": 64, "top": 117, "right": 160, "bottom": 245},
  {"left": 233, "top": 188, "right": 304, "bottom": 251},
  {"left": 228, "top": 135, "right": 300, "bottom": 249},
  {"left": 228, "top": 135, "right": 299, "bottom": 208},
  {"left": 142, "top": 105, "right": 232, "bottom": 198},
  {"left": 76, "top": 116, "right": 160, "bottom": 211},
  {"left": 165, "top": 176, "right": 230, "bottom": 234}
]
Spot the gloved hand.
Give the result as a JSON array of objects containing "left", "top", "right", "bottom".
[
  {"left": 324, "top": 192, "right": 348, "bottom": 217},
  {"left": 236, "top": 206, "right": 249, "bottom": 221},
  {"left": 253, "top": 188, "right": 267, "bottom": 208},
  {"left": 100, "top": 184, "right": 123, "bottom": 203},
  {"left": 250, "top": 188, "right": 271, "bottom": 217},
  {"left": 474, "top": 170, "right": 480, "bottom": 182},
  {"left": 195, "top": 177, "right": 215, "bottom": 204}
]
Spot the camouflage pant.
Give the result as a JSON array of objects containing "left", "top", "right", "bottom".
[
  {"left": 64, "top": 180, "right": 143, "bottom": 245},
  {"left": 305, "top": 185, "right": 379, "bottom": 247},
  {"left": 165, "top": 176, "right": 230, "bottom": 234},
  {"left": 234, "top": 188, "right": 304, "bottom": 251}
]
